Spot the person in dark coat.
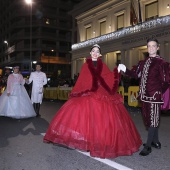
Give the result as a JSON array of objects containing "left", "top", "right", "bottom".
[{"left": 118, "top": 38, "right": 170, "bottom": 156}]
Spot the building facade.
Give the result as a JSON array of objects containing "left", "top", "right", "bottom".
[
  {"left": 0, "top": 0, "right": 81, "bottom": 77},
  {"left": 70, "top": 0, "right": 170, "bottom": 78}
]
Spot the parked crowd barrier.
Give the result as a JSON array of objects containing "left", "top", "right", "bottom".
[
  {"left": 117, "top": 86, "right": 124, "bottom": 99},
  {"left": 43, "top": 86, "right": 141, "bottom": 107},
  {"left": 0, "top": 85, "right": 141, "bottom": 106},
  {"left": 44, "top": 87, "right": 58, "bottom": 100},
  {"left": 44, "top": 87, "right": 72, "bottom": 100},
  {"left": 127, "top": 86, "right": 141, "bottom": 107},
  {"left": 0, "top": 86, "right": 5, "bottom": 96},
  {"left": 58, "top": 87, "right": 72, "bottom": 100}
]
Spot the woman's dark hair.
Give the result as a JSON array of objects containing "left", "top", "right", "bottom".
[{"left": 90, "top": 44, "right": 101, "bottom": 53}]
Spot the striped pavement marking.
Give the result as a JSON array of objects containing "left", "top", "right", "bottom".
[{"left": 77, "top": 151, "right": 133, "bottom": 170}]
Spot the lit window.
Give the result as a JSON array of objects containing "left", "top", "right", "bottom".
[
  {"left": 117, "top": 14, "right": 124, "bottom": 30},
  {"left": 145, "top": 1, "right": 158, "bottom": 21},
  {"left": 86, "top": 27, "right": 92, "bottom": 40},
  {"left": 100, "top": 21, "right": 106, "bottom": 35}
]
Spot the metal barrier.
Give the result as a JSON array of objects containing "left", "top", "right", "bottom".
[
  {"left": 43, "top": 86, "right": 141, "bottom": 107},
  {"left": 44, "top": 87, "right": 58, "bottom": 100},
  {"left": 58, "top": 88, "right": 72, "bottom": 100},
  {"left": 0, "top": 86, "right": 5, "bottom": 96},
  {"left": 127, "top": 86, "right": 141, "bottom": 107},
  {"left": 118, "top": 86, "right": 141, "bottom": 107},
  {"left": 44, "top": 87, "right": 72, "bottom": 100},
  {"left": 118, "top": 86, "right": 125, "bottom": 99},
  {"left": 117, "top": 86, "right": 126, "bottom": 103}
]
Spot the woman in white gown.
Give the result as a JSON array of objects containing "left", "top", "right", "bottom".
[{"left": 0, "top": 66, "right": 36, "bottom": 119}]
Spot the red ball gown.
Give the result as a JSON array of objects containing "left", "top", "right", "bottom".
[{"left": 44, "top": 58, "right": 142, "bottom": 158}]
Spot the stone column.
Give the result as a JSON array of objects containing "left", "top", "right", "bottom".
[
  {"left": 125, "top": 50, "right": 132, "bottom": 69},
  {"left": 168, "top": 43, "right": 170, "bottom": 62},
  {"left": 121, "top": 50, "right": 125, "bottom": 64},
  {"left": 165, "top": 42, "right": 170, "bottom": 62},
  {"left": 159, "top": 41, "right": 165, "bottom": 58}
]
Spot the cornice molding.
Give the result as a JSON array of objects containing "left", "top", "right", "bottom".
[
  {"left": 76, "top": 0, "right": 129, "bottom": 22},
  {"left": 72, "top": 15, "right": 170, "bottom": 51}
]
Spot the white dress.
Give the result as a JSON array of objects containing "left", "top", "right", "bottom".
[
  {"left": 0, "top": 73, "right": 36, "bottom": 119},
  {"left": 27, "top": 71, "right": 47, "bottom": 104}
]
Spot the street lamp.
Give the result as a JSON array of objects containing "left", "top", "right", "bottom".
[
  {"left": 4, "top": 40, "right": 8, "bottom": 47},
  {"left": 32, "top": 60, "right": 37, "bottom": 71},
  {"left": 25, "top": 0, "right": 32, "bottom": 72},
  {"left": 4, "top": 40, "right": 10, "bottom": 61}
]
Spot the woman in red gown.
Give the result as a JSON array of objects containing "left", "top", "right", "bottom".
[{"left": 44, "top": 44, "right": 142, "bottom": 158}]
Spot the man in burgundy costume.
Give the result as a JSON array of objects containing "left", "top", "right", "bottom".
[{"left": 118, "top": 38, "right": 170, "bottom": 156}]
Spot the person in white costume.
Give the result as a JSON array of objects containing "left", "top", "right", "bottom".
[
  {"left": 26, "top": 63, "right": 47, "bottom": 117},
  {"left": 0, "top": 66, "right": 36, "bottom": 119}
]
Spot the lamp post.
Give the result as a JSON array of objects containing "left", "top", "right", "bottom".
[
  {"left": 4, "top": 40, "right": 8, "bottom": 47},
  {"left": 4, "top": 40, "right": 10, "bottom": 61},
  {"left": 32, "top": 60, "right": 37, "bottom": 71},
  {"left": 25, "top": 0, "right": 32, "bottom": 72}
]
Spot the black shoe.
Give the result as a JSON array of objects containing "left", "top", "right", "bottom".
[
  {"left": 139, "top": 146, "right": 152, "bottom": 156},
  {"left": 151, "top": 142, "right": 161, "bottom": 149},
  {"left": 36, "top": 114, "right": 41, "bottom": 117},
  {"left": 143, "top": 142, "right": 161, "bottom": 149}
]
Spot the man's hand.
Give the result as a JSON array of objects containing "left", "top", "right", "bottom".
[{"left": 118, "top": 64, "right": 126, "bottom": 73}]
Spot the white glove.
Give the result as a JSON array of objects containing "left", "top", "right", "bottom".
[{"left": 118, "top": 64, "right": 126, "bottom": 73}]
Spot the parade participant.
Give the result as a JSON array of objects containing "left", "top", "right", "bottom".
[
  {"left": 43, "top": 44, "right": 142, "bottom": 159},
  {"left": 26, "top": 63, "right": 47, "bottom": 117},
  {"left": 118, "top": 38, "right": 170, "bottom": 156},
  {"left": 0, "top": 67, "right": 11, "bottom": 95},
  {"left": 0, "top": 66, "right": 36, "bottom": 119},
  {"left": 1, "top": 67, "right": 11, "bottom": 88}
]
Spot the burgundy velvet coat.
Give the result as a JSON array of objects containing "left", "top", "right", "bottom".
[{"left": 126, "top": 56, "right": 170, "bottom": 103}]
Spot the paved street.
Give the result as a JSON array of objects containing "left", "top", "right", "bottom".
[{"left": 0, "top": 100, "right": 170, "bottom": 170}]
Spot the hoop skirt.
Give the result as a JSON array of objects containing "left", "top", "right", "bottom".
[
  {"left": 44, "top": 92, "right": 142, "bottom": 158},
  {"left": 0, "top": 80, "right": 36, "bottom": 119},
  {"left": 44, "top": 58, "right": 142, "bottom": 158}
]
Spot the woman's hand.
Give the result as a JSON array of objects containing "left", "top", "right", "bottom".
[
  {"left": 7, "top": 93, "right": 10, "bottom": 96},
  {"left": 25, "top": 78, "right": 29, "bottom": 83}
]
